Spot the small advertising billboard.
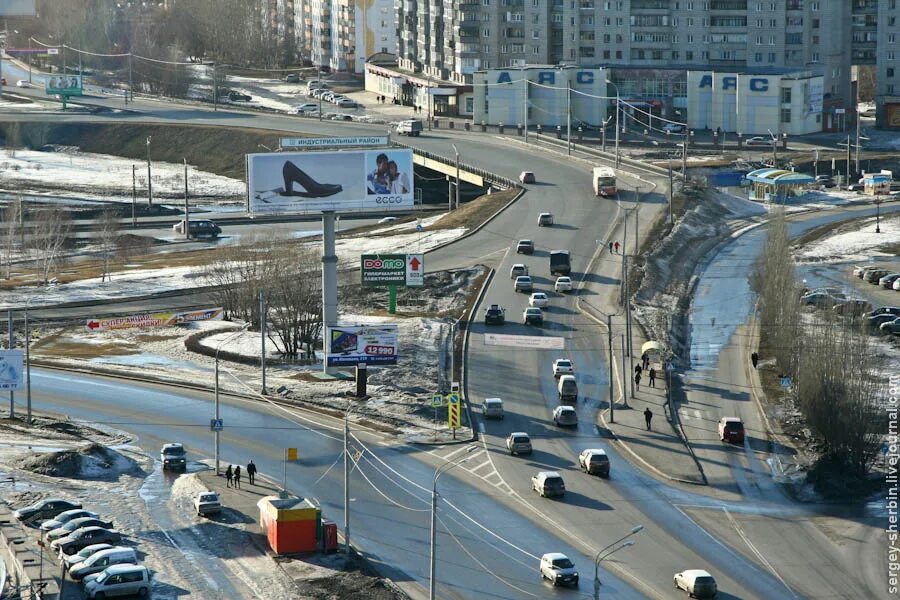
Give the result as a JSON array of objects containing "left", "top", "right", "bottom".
[
  {"left": 46, "top": 75, "right": 83, "bottom": 96},
  {"left": 326, "top": 324, "right": 398, "bottom": 366},
  {"left": 248, "top": 149, "right": 414, "bottom": 215},
  {"left": 0, "top": 350, "right": 24, "bottom": 391}
]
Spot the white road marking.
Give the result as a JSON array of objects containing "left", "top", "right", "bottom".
[{"left": 722, "top": 507, "right": 798, "bottom": 598}]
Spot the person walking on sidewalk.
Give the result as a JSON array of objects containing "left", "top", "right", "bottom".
[
  {"left": 648, "top": 367, "right": 656, "bottom": 387},
  {"left": 614, "top": 241, "right": 620, "bottom": 253},
  {"left": 247, "top": 460, "right": 257, "bottom": 485},
  {"left": 644, "top": 407, "right": 653, "bottom": 430},
  {"left": 642, "top": 352, "right": 649, "bottom": 371},
  {"left": 635, "top": 371, "right": 642, "bottom": 390},
  {"left": 608, "top": 241, "right": 614, "bottom": 253},
  {"left": 635, "top": 364, "right": 643, "bottom": 378},
  {"left": 751, "top": 351, "right": 759, "bottom": 369},
  {"left": 225, "top": 465, "right": 233, "bottom": 488},
  {"left": 233, "top": 465, "right": 242, "bottom": 489}
]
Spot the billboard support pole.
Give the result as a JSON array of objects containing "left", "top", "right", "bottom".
[
  {"left": 25, "top": 310, "right": 30, "bottom": 424},
  {"left": 322, "top": 212, "right": 338, "bottom": 373},
  {"left": 388, "top": 284, "right": 397, "bottom": 314},
  {"left": 7, "top": 310, "right": 13, "bottom": 419}
]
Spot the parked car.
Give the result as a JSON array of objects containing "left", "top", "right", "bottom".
[
  {"left": 509, "top": 263, "right": 528, "bottom": 278},
  {"left": 523, "top": 307, "right": 544, "bottom": 326},
  {"left": 538, "top": 212, "right": 554, "bottom": 226},
  {"left": 294, "top": 103, "right": 319, "bottom": 114},
  {"left": 540, "top": 553, "right": 579, "bottom": 587},
  {"left": 69, "top": 546, "right": 139, "bottom": 581},
  {"left": 336, "top": 98, "right": 358, "bottom": 108},
  {"left": 15, "top": 80, "right": 32, "bottom": 88},
  {"left": 51, "top": 526, "right": 121, "bottom": 555},
  {"left": 506, "top": 432, "right": 532, "bottom": 455},
  {"left": 331, "top": 113, "right": 353, "bottom": 121},
  {"left": 161, "top": 442, "right": 187, "bottom": 472},
  {"left": 14, "top": 499, "right": 82, "bottom": 523},
  {"left": 552, "top": 358, "right": 574, "bottom": 377},
  {"left": 482, "top": 398, "right": 504, "bottom": 420},
  {"left": 717, "top": 417, "right": 745, "bottom": 444},
  {"left": 532, "top": 471, "right": 566, "bottom": 497},
  {"left": 283, "top": 73, "right": 301, "bottom": 83},
  {"left": 83, "top": 564, "right": 152, "bottom": 599},
  {"left": 866, "top": 307, "right": 900, "bottom": 328},
  {"left": 745, "top": 136, "right": 770, "bottom": 146},
  {"left": 519, "top": 171, "right": 536, "bottom": 184},
  {"left": 60, "top": 543, "right": 115, "bottom": 571},
  {"left": 854, "top": 265, "right": 879, "bottom": 278},
  {"left": 815, "top": 175, "right": 836, "bottom": 188},
  {"left": 554, "top": 276, "right": 573, "bottom": 293},
  {"left": 552, "top": 405, "right": 578, "bottom": 427},
  {"left": 46, "top": 517, "right": 113, "bottom": 543},
  {"left": 833, "top": 299, "right": 874, "bottom": 316},
  {"left": 881, "top": 273, "right": 900, "bottom": 289},
  {"left": 227, "top": 91, "right": 252, "bottom": 102},
  {"left": 578, "top": 449, "right": 610, "bottom": 477},
  {"left": 801, "top": 289, "right": 846, "bottom": 309},
  {"left": 663, "top": 122, "right": 685, "bottom": 134},
  {"left": 865, "top": 269, "right": 891, "bottom": 284},
  {"left": 529, "top": 292, "right": 550, "bottom": 308},
  {"left": 172, "top": 219, "right": 221, "bottom": 239},
  {"left": 484, "top": 304, "right": 506, "bottom": 325},
  {"left": 194, "top": 491, "right": 222, "bottom": 517},
  {"left": 894, "top": 278, "right": 900, "bottom": 291},
  {"left": 674, "top": 569, "right": 718, "bottom": 598},
  {"left": 396, "top": 120, "right": 423, "bottom": 136},
  {"left": 516, "top": 239, "right": 535, "bottom": 255},
  {"left": 40, "top": 510, "right": 100, "bottom": 534},
  {"left": 514, "top": 276, "right": 534, "bottom": 293}
]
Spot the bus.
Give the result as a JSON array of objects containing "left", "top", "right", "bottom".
[{"left": 592, "top": 167, "right": 617, "bottom": 197}]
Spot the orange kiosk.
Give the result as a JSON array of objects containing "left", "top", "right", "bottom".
[{"left": 257, "top": 495, "right": 320, "bottom": 554}]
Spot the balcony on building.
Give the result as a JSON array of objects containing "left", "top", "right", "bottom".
[{"left": 630, "top": 0, "right": 669, "bottom": 10}]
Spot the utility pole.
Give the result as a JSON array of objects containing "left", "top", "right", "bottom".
[
  {"left": 146, "top": 136, "right": 153, "bottom": 206},
  {"left": 855, "top": 89, "right": 861, "bottom": 175},
  {"left": 668, "top": 163, "right": 674, "bottom": 225},
  {"left": 607, "top": 314, "right": 614, "bottom": 423},
  {"left": 814, "top": 148, "right": 819, "bottom": 180},
  {"left": 183, "top": 159, "right": 189, "bottom": 239},
  {"left": 7, "top": 311, "right": 13, "bottom": 419},
  {"left": 344, "top": 412, "right": 351, "bottom": 555},
  {"left": 566, "top": 81, "right": 572, "bottom": 156},
  {"left": 212, "top": 61, "right": 216, "bottom": 111},
  {"left": 131, "top": 165, "right": 136, "bottom": 227},
  {"left": 452, "top": 144, "right": 460, "bottom": 210},
  {"left": 621, "top": 334, "right": 628, "bottom": 408},
  {"left": 846, "top": 134, "right": 852, "bottom": 181},
  {"left": 318, "top": 68, "right": 323, "bottom": 122},
  {"left": 24, "top": 310, "right": 30, "bottom": 424},
  {"left": 128, "top": 54, "right": 133, "bottom": 102},
  {"left": 523, "top": 76, "right": 528, "bottom": 143},
  {"left": 260, "top": 291, "right": 267, "bottom": 395},
  {"left": 682, "top": 131, "right": 688, "bottom": 176}
]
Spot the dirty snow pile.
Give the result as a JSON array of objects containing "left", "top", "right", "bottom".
[
  {"left": 18, "top": 442, "right": 136, "bottom": 479},
  {"left": 794, "top": 215, "right": 900, "bottom": 264}
]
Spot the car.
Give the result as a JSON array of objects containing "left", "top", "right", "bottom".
[
  {"left": 161, "top": 442, "right": 187, "bottom": 472},
  {"left": 336, "top": 98, "right": 358, "bottom": 108},
  {"left": 866, "top": 307, "right": 900, "bottom": 328},
  {"left": 578, "top": 449, "right": 610, "bottom": 477},
  {"left": 283, "top": 73, "right": 301, "bottom": 83},
  {"left": 864, "top": 268, "right": 890, "bottom": 284},
  {"left": 69, "top": 546, "right": 139, "bottom": 581},
  {"left": 51, "top": 526, "right": 121, "bottom": 555},
  {"left": 294, "top": 103, "right": 319, "bottom": 114},
  {"left": 815, "top": 175, "right": 835, "bottom": 188},
  {"left": 506, "top": 432, "right": 532, "bottom": 455},
  {"left": 482, "top": 398, "right": 504, "bottom": 420},
  {"left": 880, "top": 273, "right": 900, "bottom": 289},
  {"left": 514, "top": 275, "right": 533, "bottom": 293},
  {"left": 509, "top": 263, "right": 529, "bottom": 278},
  {"left": 529, "top": 292, "right": 550, "bottom": 308},
  {"left": 833, "top": 299, "right": 874, "bottom": 316},
  {"left": 540, "top": 553, "right": 579, "bottom": 587},
  {"left": 848, "top": 183, "right": 865, "bottom": 192},
  {"left": 532, "top": 471, "right": 566, "bottom": 497},
  {"left": 484, "top": 304, "right": 506, "bottom": 325},
  {"left": 854, "top": 265, "right": 879, "bottom": 278},
  {"left": 894, "top": 278, "right": 900, "bottom": 291},
  {"left": 674, "top": 569, "right": 718, "bottom": 598},
  {"left": 83, "top": 564, "right": 152, "bottom": 599},
  {"left": 523, "top": 307, "right": 544, "bottom": 326},
  {"left": 396, "top": 120, "right": 424, "bottom": 136},
  {"left": 519, "top": 171, "right": 536, "bottom": 184},
  {"left": 16, "top": 80, "right": 32, "bottom": 88},
  {"left": 718, "top": 417, "right": 745, "bottom": 443},
  {"left": 321, "top": 91, "right": 336, "bottom": 102},
  {"left": 663, "top": 122, "right": 686, "bottom": 134},
  {"left": 60, "top": 543, "right": 115, "bottom": 571},
  {"left": 329, "top": 94, "right": 347, "bottom": 104},
  {"left": 40, "top": 509, "right": 100, "bottom": 534},
  {"left": 554, "top": 276, "right": 573, "bottom": 293},
  {"left": 172, "top": 219, "right": 221, "bottom": 239},
  {"left": 552, "top": 358, "right": 574, "bottom": 377},
  {"left": 552, "top": 405, "right": 578, "bottom": 427},
  {"left": 14, "top": 498, "right": 83, "bottom": 523},
  {"left": 377, "top": 216, "right": 398, "bottom": 224},
  {"left": 227, "top": 91, "right": 252, "bottom": 101},
  {"left": 801, "top": 289, "right": 846, "bottom": 309},
  {"left": 516, "top": 239, "right": 535, "bottom": 255},
  {"left": 880, "top": 317, "right": 900, "bottom": 335},
  {"left": 538, "top": 212, "right": 554, "bottom": 226},
  {"left": 745, "top": 136, "right": 770, "bottom": 146},
  {"left": 311, "top": 88, "right": 329, "bottom": 98},
  {"left": 306, "top": 81, "right": 329, "bottom": 93},
  {"left": 331, "top": 113, "right": 353, "bottom": 121},
  {"left": 557, "top": 374, "right": 578, "bottom": 403},
  {"left": 46, "top": 517, "right": 113, "bottom": 542},
  {"left": 194, "top": 491, "right": 222, "bottom": 517}
]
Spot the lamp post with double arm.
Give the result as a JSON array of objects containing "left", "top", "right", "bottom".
[
  {"left": 430, "top": 446, "right": 477, "bottom": 600},
  {"left": 593, "top": 525, "right": 643, "bottom": 599},
  {"left": 214, "top": 323, "right": 250, "bottom": 475}
]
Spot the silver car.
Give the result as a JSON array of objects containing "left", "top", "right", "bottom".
[
  {"left": 482, "top": 398, "right": 504, "bottom": 420},
  {"left": 83, "top": 564, "right": 152, "bottom": 599},
  {"left": 553, "top": 405, "right": 578, "bottom": 427}
]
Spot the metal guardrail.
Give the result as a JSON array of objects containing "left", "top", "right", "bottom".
[{"left": 390, "top": 141, "right": 520, "bottom": 191}]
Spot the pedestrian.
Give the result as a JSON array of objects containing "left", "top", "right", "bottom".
[
  {"left": 608, "top": 241, "right": 613, "bottom": 253},
  {"left": 635, "top": 364, "right": 642, "bottom": 377},
  {"left": 247, "top": 460, "right": 257, "bottom": 485},
  {"left": 614, "top": 241, "right": 620, "bottom": 253},
  {"left": 644, "top": 407, "right": 653, "bottom": 430},
  {"left": 649, "top": 367, "right": 656, "bottom": 388},
  {"left": 233, "top": 465, "right": 242, "bottom": 489},
  {"left": 642, "top": 352, "right": 649, "bottom": 371},
  {"left": 635, "top": 371, "right": 642, "bottom": 390},
  {"left": 751, "top": 351, "right": 759, "bottom": 369},
  {"left": 225, "top": 464, "right": 233, "bottom": 488}
]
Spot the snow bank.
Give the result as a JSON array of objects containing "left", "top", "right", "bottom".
[
  {"left": 18, "top": 443, "right": 136, "bottom": 480},
  {"left": 795, "top": 215, "right": 900, "bottom": 263}
]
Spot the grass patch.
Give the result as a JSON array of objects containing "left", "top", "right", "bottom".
[{"left": 432, "top": 188, "right": 519, "bottom": 230}]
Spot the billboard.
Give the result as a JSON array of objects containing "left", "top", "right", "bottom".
[
  {"left": 86, "top": 308, "right": 224, "bottom": 331},
  {"left": 361, "top": 253, "right": 424, "bottom": 287},
  {"left": 0, "top": 1, "right": 36, "bottom": 16},
  {"left": 326, "top": 324, "right": 398, "bottom": 366},
  {"left": 0, "top": 350, "right": 23, "bottom": 391},
  {"left": 46, "top": 75, "right": 83, "bottom": 96},
  {"left": 248, "top": 149, "right": 414, "bottom": 215}
]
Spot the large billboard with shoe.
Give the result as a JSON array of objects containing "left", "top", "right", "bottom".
[{"left": 247, "top": 149, "right": 414, "bottom": 214}]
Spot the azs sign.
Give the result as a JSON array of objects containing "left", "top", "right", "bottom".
[
  {"left": 698, "top": 75, "right": 769, "bottom": 92},
  {"left": 497, "top": 70, "right": 597, "bottom": 85}
]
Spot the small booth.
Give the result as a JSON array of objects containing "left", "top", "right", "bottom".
[
  {"left": 863, "top": 171, "right": 892, "bottom": 196},
  {"left": 745, "top": 168, "right": 815, "bottom": 203},
  {"left": 257, "top": 495, "right": 321, "bottom": 554}
]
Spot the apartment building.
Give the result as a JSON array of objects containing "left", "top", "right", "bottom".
[{"left": 873, "top": 0, "right": 900, "bottom": 127}]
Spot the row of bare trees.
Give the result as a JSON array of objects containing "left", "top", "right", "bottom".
[
  {"left": 202, "top": 239, "right": 322, "bottom": 359},
  {"left": 753, "top": 210, "right": 885, "bottom": 477}
]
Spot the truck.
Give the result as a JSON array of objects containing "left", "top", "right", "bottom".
[
  {"left": 550, "top": 250, "right": 571, "bottom": 277},
  {"left": 592, "top": 166, "right": 617, "bottom": 197}
]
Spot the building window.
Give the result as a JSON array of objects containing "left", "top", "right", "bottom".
[
  {"left": 533, "top": 45, "right": 540, "bottom": 54},
  {"left": 672, "top": 51, "right": 680, "bottom": 60},
  {"left": 466, "top": 97, "right": 474, "bottom": 113},
  {"left": 755, "top": 52, "right": 763, "bottom": 62},
  {"left": 768, "top": 52, "right": 776, "bottom": 62},
  {"left": 616, "top": 50, "right": 622, "bottom": 59},
  {"left": 781, "top": 88, "right": 791, "bottom": 103},
  {"left": 701, "top": 50, "right": 709, "bottom": 59},
  {"left": 483, "top": 28, "right": 491, "bottom": 37},
  {"left": 780, "top": 108, "right": 791, "bottom": 123},
  {"left": 889, "top": 67, "right": 896, "bottom": 78},
  {"left": 532, "top": 30, "right": 539, "bottom": 38},
  {"left": 812, "top": 52, "right": 819, "bottom": 61},
  {"left": 686, "top": 50, "right": 693, "bottom": 60},
  {"left": 603, "top": 50, "right": 610, "bottom": 58}
]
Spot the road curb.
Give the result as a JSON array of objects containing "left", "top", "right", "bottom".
[
  {"left": 425, "top": 188, "right": 525, "bottom": 257},
  {"left": 461, "top": 267, "right": 496, "bottom": 442}
]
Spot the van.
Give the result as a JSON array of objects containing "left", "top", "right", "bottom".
[
  {"left": 172, "top": 219, "right": 221, "bottom": 239},
  {"left": 83, "top": 564, "right": 152, "bottom": 599},
  {"left": 674, "top": 569, "right": 717, "bottom": 598},
  {"left": 557, "top": 375, "right": 577, "bottom": 403},
  {"left": 396, "top": 120, "right": 423, "bottom": 137},
  {"left": 531, "top": 471, "right": 566, "bottom": 498},
  {"left": 482, "top": 398, "right": 504, "bottom": 420},
  {"left": 69, "top": 547, "right": 138, "bottom": 581}
]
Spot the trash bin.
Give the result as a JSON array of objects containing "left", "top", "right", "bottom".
[{"left": 322, "top": 519, "right": 338, "bottom": 553}]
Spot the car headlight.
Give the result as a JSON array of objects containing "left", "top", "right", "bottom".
[{"left": 573, "top": 572, "right": 578, "bottom": 577}]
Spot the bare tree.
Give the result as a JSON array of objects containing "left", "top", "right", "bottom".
[
  {"left": 97, "top": 207, "right": 120, "bottom": 282},
  {"left": 264, "top": 245, "right": 322, "bottom": 359},
  {"left": 28, "top": 207, "right": 72, "bottom": 284},
  {"left": 3, "top": 200, "right": 21, "bottom": 280}
]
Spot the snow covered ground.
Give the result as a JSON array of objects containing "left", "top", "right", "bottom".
[{"left": 795, "top": 215, "right": 900, "bottom": 263}]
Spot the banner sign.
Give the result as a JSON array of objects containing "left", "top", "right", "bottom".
[
  {"left": 361, "top": 253, "right": 424, "bottom": 287},
  {"left": 248, "top": 149, "right": 414, "bottom": 215},
  {"left": 483, "top": 333, "right": 565, "bottom": 350},
  {"left": 46, "top": 75, "right": 83, "bottom": 96},
  {"left": 86, "top": 307, "right": 224, "bottom": 331},
  {"left": 406, "top": 254, "right": 424, "bottom": 287},
  {"left": 280, "top": 136, "right": 389, "bottom": 149},
  {"left": 326, "top": 324, "right": 398, "bottom": 366},
  {"left": 0, "top": 350, "right": 23, "bottom": 391}
]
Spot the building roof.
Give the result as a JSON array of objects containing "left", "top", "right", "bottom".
[{"left": 746, "top": 168, "right": 815, "bottom": 185}]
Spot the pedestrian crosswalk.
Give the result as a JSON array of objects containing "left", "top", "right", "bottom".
[{"left": 427, "top": 444, "right": 515, "bottom": 495}]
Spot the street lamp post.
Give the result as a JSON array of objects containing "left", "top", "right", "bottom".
[
  {"left": 430, "top": 447, "right": 476, "bottom": 600},
  {"left": 214, "top": 323, "right": 250, "bottom": 475},
  {"left": 606, "top": 80, "right": 621, "bottom": 167},
  {"left": 452, "top": 143, "right": 460, "bottom": 210},
  {"left": 146, "top": 136, "right": 153, "bottom": 206},
  {"left": 876, "top": 195, "right": 882, "bottom": 233},
  {"left": 343, "top": 402, "right": 362, "bottom": 556},
  {"left": 593, "top": 525, "right": 643, "bottom": 599}
]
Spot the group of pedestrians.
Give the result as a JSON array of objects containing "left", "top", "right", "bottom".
[
  {"left": 634, "top": 352, "right": 657, "bottom": 390},
  {"left": 224, "top": 460, "right": 257, "bottom": 489},
  {"left": 607, "top": 241, "right": 621, "bottom": 254}
]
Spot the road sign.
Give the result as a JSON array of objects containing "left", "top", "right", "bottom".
[
  {"left": 85, "top": 307, "right": 224, "bottom": 331},
  {"left": 483, "top": 333, "right": 565, "bottom": 350},
  {"left": 210, "top": 419, "right": 224, "bottom": 432},
  {"left": 416, "top": 222, "right": 424, "bottom": 232},
  {"left": 431, "top": 393, "right": 444, "bottom": 408},
  {"left": 280, "top": 136, "right": 389, "bottom": 149},
  {"left": 406, "top": 254, "right": 424, "bottom": 287},
  {"left": 361, "top": 254, "right": 425, "bottom": 287},
  {"left": 448, "top": 394, "right": 461, "bottom": 429},
  {"left": 287, "top": 447, "right": 298, "bottom": 461},
  {"left": 0, "top": 350, "right": 23, "bottom": 391},
  {"left": 780, "top": 376, "right": 792, "bottom": 389}
]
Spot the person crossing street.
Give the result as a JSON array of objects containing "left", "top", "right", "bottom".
[{"left": 247, "top": 460, "right": 257, "bottom": 485}]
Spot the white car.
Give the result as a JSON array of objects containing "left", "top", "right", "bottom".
[
  {"left": 663, "top": 122, "right": 685, "bottom": 134},
  {"left": 510, "top": 263, "right": 529, "bottom": 278},
  {"left": 674, "top": 569, "right": 718, "bottom": 598},
  {"left": 529, "top": 292, "right": 550, "bottom": 308},
  {"left": 552, "top": 405, "right": 578, "bottom": 427},
  {"left": 539, "top": 553, "right": 578, "bottom": 587},
  {"left": 377, "top": 216, "right": 398, "bottom": 224},
  {"left": 295, "top": 103, "right": 319, "bottom": 113},
  {"left": 552, "top": 359, "right": 574, "bottom": 377},
  {"left": 16, "top": 80, "right": 32, "bottom": 88},
  {"left": 193, "top": 491, "right": 222, "bottom": 516},
  {"left": 745, "top": 136, "right": 770, "bottom": 146},
  {"left": 554, "top": 276, "right": 573, "bottom": 293},
  {"left": 336, "top": 98, "right": 357, "bottom": 108}
]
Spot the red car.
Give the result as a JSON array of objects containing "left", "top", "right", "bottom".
[{"left": 718, "top": 417, "right": 745, "bottom": 443}]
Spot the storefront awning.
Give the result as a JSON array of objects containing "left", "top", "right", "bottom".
[{"left": 745, "top": 168, "right": 814, "bottom": 185}]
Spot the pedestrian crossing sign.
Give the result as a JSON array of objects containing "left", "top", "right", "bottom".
[{"left": 432, "top": 393, "right": 444, "bottom": 408}]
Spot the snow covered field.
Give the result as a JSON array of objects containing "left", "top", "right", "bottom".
[{"left": 795, "top": 215, "right": 900, "bottom": 263}]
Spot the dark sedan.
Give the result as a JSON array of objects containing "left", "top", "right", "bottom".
[{"left": 14, "top": 499, "right": 82, "bottom": 524}]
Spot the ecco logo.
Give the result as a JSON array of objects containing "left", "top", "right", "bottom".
[
  {"left": 364, "top": 258, "right": 404, "bottom": 269},
  {"left": 375, "top": 196, "right": 404, "bottom": 204}
]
